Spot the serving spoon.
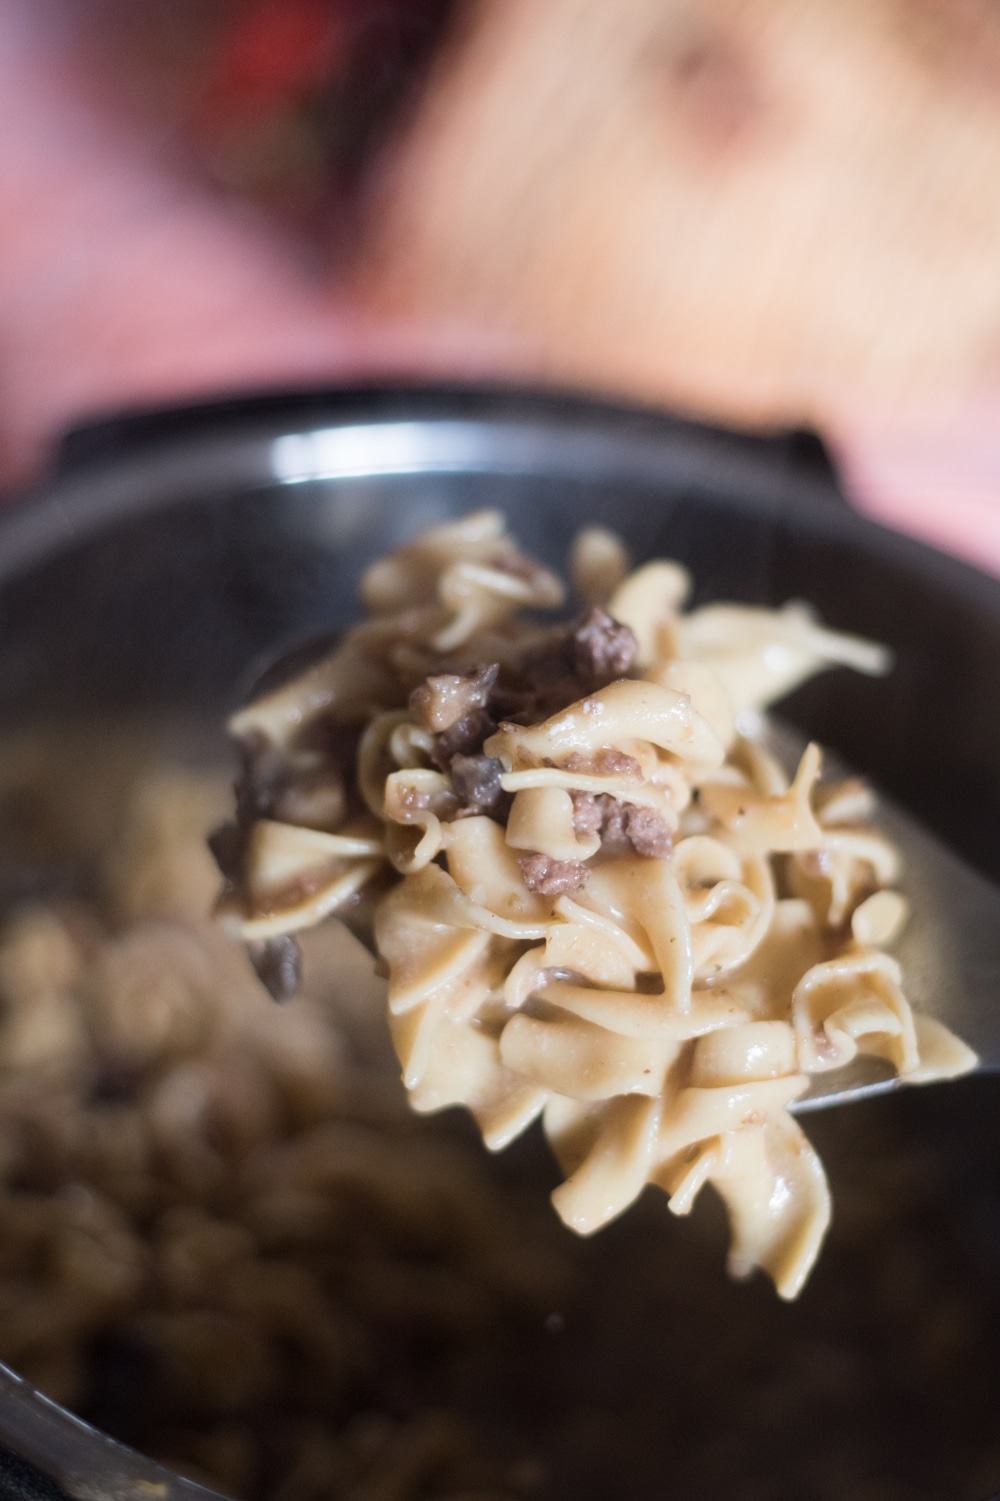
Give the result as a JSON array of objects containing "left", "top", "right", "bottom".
[
  {"left": 233, "top": 642, "right": 996, "bottom": 1114},
  {"left": 337, "top": 716, "right": 995, "bottom": 1113}
]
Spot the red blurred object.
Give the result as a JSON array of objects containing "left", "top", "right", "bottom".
[
  {"left": 173, "top": 0, "right": 454, "bottom": 234},
  {"left": 196, "top": 0, "right": 349, "bottom": 130},
  {"left": 2, "top": 0, "right": 998, "bottom": 579}
]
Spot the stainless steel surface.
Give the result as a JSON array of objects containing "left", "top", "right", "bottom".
[{"left": 0, "top": 1361, "right": 225, "bottom": 1500}]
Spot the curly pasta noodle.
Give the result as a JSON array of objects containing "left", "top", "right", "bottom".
[{"left": 217, "top": 512, "right": 976, "bottom": 1299}]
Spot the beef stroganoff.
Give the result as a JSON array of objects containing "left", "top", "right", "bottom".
[{"left": 215, "top": 513, "right": 976, "bottom": 1299}]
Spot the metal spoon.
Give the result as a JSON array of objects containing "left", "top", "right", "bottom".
[{"left": 234, "top": 642, "right": 995, "bottom": 1110}]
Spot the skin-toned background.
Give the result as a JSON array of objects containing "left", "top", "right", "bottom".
[{"left": 3, "top": 0, "right": 1000, "bottom": 574}]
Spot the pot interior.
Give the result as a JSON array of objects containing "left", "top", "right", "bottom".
[{"left": 0, "top": 396, "right": 997, "bottom": 1501}]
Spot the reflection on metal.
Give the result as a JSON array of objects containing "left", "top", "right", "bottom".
[
  {"left": 0, "top": 1360, "right": 227, "bottom": 1500},
  {"left": 271, "top": 421, "right": 491, "bottom": 481}
]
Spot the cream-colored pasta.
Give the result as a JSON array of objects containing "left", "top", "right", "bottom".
[
  {"left": 570, "top": 525, "right": 631, "bottom": 607},
  {"left": 216, "top": 511, "right": 976, "bottom": 1299},
  {"left": 670, "top": 601, "right": 892, "bottom": 719}
]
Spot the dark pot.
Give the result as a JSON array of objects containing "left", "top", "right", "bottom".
[{"left": 0, "top": 386, "right": 998, "bottom": 1501}]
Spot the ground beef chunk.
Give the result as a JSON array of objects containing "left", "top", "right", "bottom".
[
  {"left": 431, "top": 707, "right": 497, "bottom": 770},
  {"left": 409, "top": 612, "right": 637, "bottom": 753},
  {"left": 571, "top": 793, "right": 673, "bottom": 859},
  {"left": 602, "top": 749, "right": 640, "bottom": 777},
  {"left": 570, "top": 608, "right": 638, "bottom": 687},
  {"left": 622, "top": 805, "right": 674, "bottom": 858},
  {"left": 450, "top": 754, "right": 505, "bottom": 812},
  {"left": 594, "top": 796, "right": 631, "bottom": 853},
  {"left": 518, "top": 853, "right": 590, "bottom": 896},
  {"left": 563, "top": 748, "right": 642, "bottom": 778},
  {"left": 490, "top": 609, "right": 639, "bottom": 726},
  {"left": 409, "top": 664, "right": 499, "bottom": 732},
  {"left": 489, "top": 637, "right": 578, "bottom": 724},
  {"left": 247, "top": 935, "right": 302, "bottom": 1002},
  {"left": 595, "top": 748, "right": 643, "bottom": 777},
  {"left": 570, "top": 792, "right": 604, "bottom": 839}
]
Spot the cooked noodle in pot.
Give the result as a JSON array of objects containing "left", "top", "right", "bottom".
[{"left": 0, "top": 745, "right": 572, "bottom": 1497}]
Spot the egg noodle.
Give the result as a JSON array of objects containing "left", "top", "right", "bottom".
[{"left": 216, "top": 512, "right": 976, "bottom": 1299}]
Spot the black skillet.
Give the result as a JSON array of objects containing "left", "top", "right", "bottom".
[{"left": 0, "top": 386, "right": 998, "bottom": 1501}]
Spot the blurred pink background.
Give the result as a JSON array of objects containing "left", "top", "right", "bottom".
[{"left": 3, "top": 0, "right": 1000, "bottom": 575}]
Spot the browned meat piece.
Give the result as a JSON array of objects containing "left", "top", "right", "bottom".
[
  {"left": 594, "top": 748, "right": 643, "bottom": 777},
  {"left": 570, "top": 608, "right": 638, "bottom": 687},
  {"left": 571, "top": 792, "right": 672, "bottom": 858},
  {"left": 450, "top": 753, "right": 505, "bottom": 812},
  {"left": 594, "top": 796, "right": 631, "bottom": 853},
  {"left": 623, "top": 804, "right": 673, "bottom": 858},
  {"left": 563, "top": 748, "right": 642, "bottom": 778},
  {"left": 247, "top": 935, "right": 302, "bottom": 1001},
  {"left": 490, "top": 670, "right": 578, "bottom": 727},
  {"left": 409, "top": 664, "right": 499, "bottom": 732},
  {"left": 488, "top": 611, "right": 639, "bottom": 727},
  {"left": 518, "top": 852, "right": 590, "bottom": 895},
  {"left": 570, "top": 791, "right": 604, "bottom": 838},
  {"left": 431, "top": 706, "right": 497, "bottom": 769}
]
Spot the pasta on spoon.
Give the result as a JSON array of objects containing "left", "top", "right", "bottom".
[{"left": 212, "top": 512, "right": 975, "bottom": 1299}]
